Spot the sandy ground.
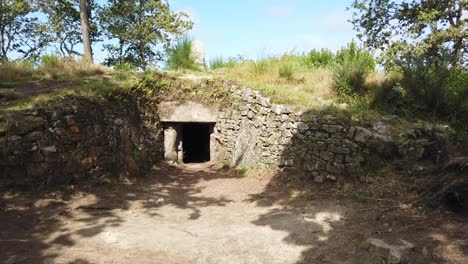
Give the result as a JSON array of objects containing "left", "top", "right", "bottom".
[{"left": 1, "top": 163, "right": 467, "bottom": 264}]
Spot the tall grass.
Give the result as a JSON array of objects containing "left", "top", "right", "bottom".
[
  {"left": 332, "top": 56, "right": 371, "bottom": 99},
  {"left": 0, "top": 61, "right": 35, "bottom": 82},
  {"left": 250, "top": 59, "right": 270, "bottom": 75},
  {"left": 0, "top": 56, "right": 108, "bottom": 83},
  {"left": 278, "top": 63, "right": 294, "bottom": 81},
  {"left": 210, "top": 53, "right": 335, "bottom": 108},
  {"left": 167, "top": 35, "right": 199, "bottom": 71},
  {"left": 209, "top": 56, "right": 239, "bottom": 70}
]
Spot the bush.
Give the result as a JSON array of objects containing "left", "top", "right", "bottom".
[
  {"left": 278, "top": 63, "right": 294, "bottom": 81},
  {"left": 40, "top": 54, "right": 60, "bottom": 68},
  {"left": 444, "top": 69, "right": 468, "bottom": 122},
  {"left": 336, "top": 40, "right": 375, "bottom": 71},
  {"left": 398, "top": 56, "right": 448, "bottom": 116},
  {"left": 371, "top": 82, "right": 410, "bottom": 114},
  {"left": 332, "top": 55, "right": 372, "bottom": 99},
  {"left": 305, "top": 48, "right": 335, "bottom": 68},
  {"left": 332, "top": 41, "right": 376, "bottom": 100},
  {"left": 371, "top": 51, "right": 467, "bottom": 132},
  {"left": 167, "top": 35, "right": 199, "bottom": 71}
]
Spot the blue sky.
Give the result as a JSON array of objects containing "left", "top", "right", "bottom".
[
  {"left": 167, "top": 0, "right": 357, "bottom": 62},
  {"left": 90, "top": 0, "right": 358, "bottom": 64}
]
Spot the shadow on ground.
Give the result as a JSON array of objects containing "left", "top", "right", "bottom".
[
  {"left": 1, "top": 162, "right": 467, "bottom": 263},
  {"left": 0, "top": 163, "right": 238, "bottom": 264},
  {"left": 248, "top": 168, "right": 468, "bottom": 264}
]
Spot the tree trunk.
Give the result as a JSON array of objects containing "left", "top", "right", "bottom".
[{"left": 79, "top": 0, "right": 93, "bottom": 63}]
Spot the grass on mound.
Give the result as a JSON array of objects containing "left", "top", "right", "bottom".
[
  {"left": 211, "top": 55, "right": 335, "bottom": 107},
  {"left": 0, "top": 57, "right": 110, "bottom": 84},
  {"left": 208, "top": 54, "right": 392, "bottom": 116},
  {"left": 0, "top": 60, "right": 143, "bottom": 117}
]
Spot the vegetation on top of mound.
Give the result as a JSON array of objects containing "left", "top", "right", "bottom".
[
  {"left": 131, "top": 72, "right": 235, "bottom": 108},
  {"left": 0, "top": 56, "right": 109, "bottom": 83},
  {"left": 166, "top": 35, "right": 200, "bottom": 71},
  {"left": 206, "top": 40, "right": 466, "bottom": 144}
]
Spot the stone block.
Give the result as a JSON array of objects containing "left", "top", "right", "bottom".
[
  {"left": 271, "top": 104, "right": 284, "bottom": 114},
  {"left": 65, "top": 115, "right": 76, "bottom": 126},
  {"left": 322, "top": 124, "right": 344, "bottom": 134},
  {"left": 348, "top": 127, "right": 357, "bottom": 139},
  {"left": 319, "top": 151, "right": 334, "bottom": 162},
  {"left": 260, "top": 97, "right": 271, "bottom": 107},
  {"left": 296, "top": 122, "right": 309, "bottom": 131},
  {"left": 7, "top": 115, "right": 45, "bottom": 135},
  {"left": 354, "top": 126, "right": 373, "bottom": 143},
  {"left": 326, "top": 163, "right": 345, "bottom": 174},
  {"left": 283, "top": 106, "right": 293, "bottom": 114},
  {"left": 27, "top": 163, "right": 48, "bottom": 178},
  {"left": 25, "top": 131, "right": 44, "bottom": 142},
  {"left": 247, "top": 111, "right": 255, "bottom": 119},
  {"left": 284, "top": 159, "right": 294, "bottom": 167},
  {"left": 334, "top": 154, "right": 345, "bottom": 164},
  {"left": 366, "top": 238, "right": 415, "bottom": 264},
  {"left": 316, "top": 132, "right": 329, "bottom": 139},
  {"left": 31, "top": 151, "right": 44, "bottom": 163}
]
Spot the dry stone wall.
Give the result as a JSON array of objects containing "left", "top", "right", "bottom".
[
  {"left": 0, "top": 95, "right": 162, "bottom": 189},
  {"left": 0, "top": 73, "right": 448, "bottom": 189},
  {"left": 213, "top": 85, "right": 447, "bottom": 182}
]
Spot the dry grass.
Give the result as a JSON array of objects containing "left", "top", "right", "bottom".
[
  {"left": 211, "top": 56, "right": 336, "bottom": 109},
  {"left": 208, "top": 54, "right": 399, "bottom": 114},
  {"left": 0, "top": 61, "right": 36, "bottom": 82},
  {"left": 0, "top": 59, "right": 110, "bottom": 83},
  {"left": 364, "top": 71, "right": 399, "bottom": 93},
  {"left": 39, "top": 60, "right": 109, "bottom": 80}
]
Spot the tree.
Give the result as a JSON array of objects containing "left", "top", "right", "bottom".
[
  {"left": 79, "top": 0, "right": 93, "bottom": 62},
  {"left": 0, "top": 0, "right": 48, "bottom": 62},
  {"left": 38, "top": 0, "right": 99, "bottom": 59},
  {"left": 100, "top": 0, "right": 193, "bottom": 69},
  {"left": 350, "top": 0, "right": 467, "bottom": 69},
  {"left": 38, "top": 0, "right": 81, "bottom": 57}
]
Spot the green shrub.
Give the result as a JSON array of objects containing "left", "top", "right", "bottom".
[
  {"left": 400, "top": 58, "right": 447, "bottom": 115},
  {"left": 114, "top": 63, "right": 137, "bottom": 71},
  {"left": 444, "top": 69, "right": 468, "bottom": 120},
  {"left": 305, "top": 48, "right": 335, "bottom": 68},
  {"left": 279, "top": 63, "right": 294, "bottom": 81},
  {"left": 40, "top": 54, "right": 60, "bottom": 68},
  {"left": 332, "top": 41, "right": 376, "bottom": 100},
  {"left": 336, "top": 40, "right": 375, "bottom": 71},
  {"left": 372, "top": 51, "right": 467, "bottom": 132},
  {"left": 332, "top": 55, "right": 371, "bottom": 99},
  {"left": 371, "top": 82, "right": 410, "bottom": 114},
  {"left": 167, "top": 35, "right": 199, "bottom": 71},
  {"left": 113, "top": 63, "right": 137, "bottom": 80},
  {"left": 250, "top": 59, "right": 269, "bottom": 75}
]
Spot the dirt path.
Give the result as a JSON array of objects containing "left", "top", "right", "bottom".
[{"left": 1, "top": 163, "right": 467, "bottom": 264}]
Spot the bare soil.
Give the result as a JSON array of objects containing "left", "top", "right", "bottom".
[{"left": 0, "top": 163, "right": 467, "bottom": 264}]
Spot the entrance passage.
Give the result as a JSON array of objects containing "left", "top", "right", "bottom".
[{"left": 182, "top": 123, "right": 211, "bottom": 163}]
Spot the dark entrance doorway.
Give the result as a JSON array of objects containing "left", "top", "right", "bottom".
[{"left": 182, "top": 123, "right": 212, "bottom": 163}]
